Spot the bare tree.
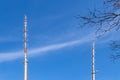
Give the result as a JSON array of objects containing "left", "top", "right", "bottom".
[
  {"left": 109, "top": 40, "right": 120, "bottom": 61},
  {"left": 78, "top": 0, "right": 120, "bottom": 60}
]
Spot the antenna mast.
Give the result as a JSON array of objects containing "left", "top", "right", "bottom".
[
  {"left": 92, "top": 40, "right": 95, "bottom": 80},
  {"left": 24, "top": 15, "right": 28, "bottom": 80}
]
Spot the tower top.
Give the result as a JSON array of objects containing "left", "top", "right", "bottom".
[{"left": 24, "top": 15, "right": 27, "bottom": 25}]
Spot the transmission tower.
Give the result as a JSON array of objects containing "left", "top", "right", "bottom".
[
  {"left": 24, "top": 15, "right": 28, "bottom": 80},
  {"left": 92, "top": 40, "right": 96, "bottom": 80}
]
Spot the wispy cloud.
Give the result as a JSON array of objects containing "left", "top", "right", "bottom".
[{"left": 0, "top": 33, "right": 94, "bottom": 62}]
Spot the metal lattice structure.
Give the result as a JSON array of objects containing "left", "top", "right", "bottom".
[
  {"left": 24, "top": 15, "right": 28, "bottom": 80},
  {"left": 92, "top": 41, "right": 95, "bottom": 80}
]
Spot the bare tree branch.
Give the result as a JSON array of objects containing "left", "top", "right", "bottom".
[{"left": 78, "top": 0, "right": 120, "bottom": 60}]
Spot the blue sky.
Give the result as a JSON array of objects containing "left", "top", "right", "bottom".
[{"left": 0, "top": 0, "right": 120, "bottom": 80}]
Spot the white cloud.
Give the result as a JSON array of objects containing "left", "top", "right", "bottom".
[{"left": 0, "top": 33, "right": 94, "bottom": 63}]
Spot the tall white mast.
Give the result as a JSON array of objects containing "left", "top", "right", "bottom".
[
  {"left": 92, "top": 40, "right": 95, "bottom": 80},
  {"left": 24, "top": 15, "right": 28, "bottom": 80}
]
